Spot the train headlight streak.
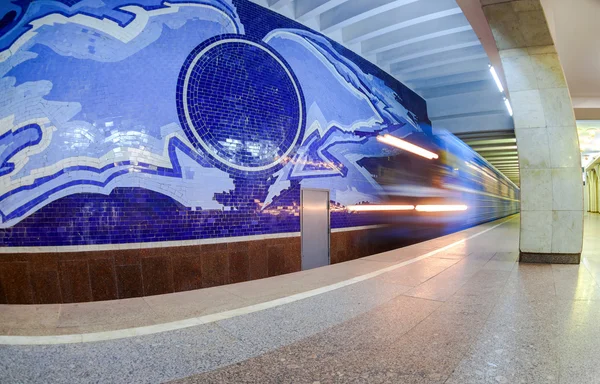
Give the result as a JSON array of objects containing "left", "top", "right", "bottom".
[
  {"left": 347, "top": 204, "right": 468, "bottom": 213},
  {"left": 415, "top": 205, "right": 468, "bottom": 212},
  {"left": 347, "top": 204, "right": 414, "bottom": 212},
  {"left": 377, "top": 134, "right": 439, "bottom": 160}
]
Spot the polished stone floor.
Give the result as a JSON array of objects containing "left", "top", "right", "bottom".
[{"left": 3, "top": 214, "right": 600, "bottom": 383}]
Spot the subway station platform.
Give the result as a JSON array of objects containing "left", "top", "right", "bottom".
[{"left": 2, "top": 214, "right": 600, "bottom": 383}]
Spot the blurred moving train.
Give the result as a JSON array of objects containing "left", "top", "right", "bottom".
[{"left": 347, "top": 127, "right": 520, "bottom": 242}]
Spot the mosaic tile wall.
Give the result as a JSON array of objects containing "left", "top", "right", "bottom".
[{"left": 0, "top": 0, "right": 435, "bottom": 247}]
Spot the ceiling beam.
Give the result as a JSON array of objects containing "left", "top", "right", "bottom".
[
  {"left": 418, "top": 79, "right": 498, "bottom": 99},
  {"left": 475, "top": 151, "right": 518, "bottom": 157},
  {"left": 463, "top": 138, "right": 516, "bottom": 146},
  {"left": 295, "top": 0, "right": 349, "bottom": 22},
  {"left": 399, "top": 57, "right": 490, "bottom": 82},
  {"left": 268, "top": 0, "right": 294, "bottom": 9},
  {"left": 376, "top": 29, "right": 480, "bottom": 66},
  {"left": 432, "top": 113, "right": 513, "bottom": 136},
  {"left": 454, "top": 130, "right": 515, "bottom": 141},
  {"left": 321, "top": 0, "right": 419, "bottom": 34},
  {"left": 484, "top": 156, "right": 519, "bottom": 161},
  {"left": 361, "top": 13, "right": 472, "bottom": 55},
  {"left": 471, "top": 145, "right": 518, "bottom": 151},
  {"left": 391, "top": 52, "right": 488, "bottom": 76},
  {"left": 342, "top": 0, "right": 462, "bottom": 44},
  {"left": 427, "top": 89, "right": 506, "bottom": 120},
  {"left": 408, "top": 69, "right": 489, "bottom": 91}
]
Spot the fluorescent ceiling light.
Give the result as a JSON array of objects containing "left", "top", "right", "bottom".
[
  {"left": 377, "top": 134, "right": 438, "bottom": 160},
  {"left": 489, "top": 65, "right": 504, "bottom": 92},
  {"left": 472, "top": 145, "right": 518, "bottom": 151},
  {"left": 464, "top": 138, "right": 516, "bottom": 146},
  {"left": 504, "top": 98, "right": 513, "bottom": 116},
  {"left": 485, "top": 156, "right": 519, "bottom": 161}
]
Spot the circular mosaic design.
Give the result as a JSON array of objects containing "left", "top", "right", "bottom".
[{"left": 177, "top": 35, "right": 305, "bottom": 173}]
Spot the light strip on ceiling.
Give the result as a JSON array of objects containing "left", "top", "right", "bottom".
[
  {"left": 473, "top": 145, "right": 518, "bottom": 151},
  {"left": 377, "top": 134, "right": 439, "bottom": 160},
  {"left": 464, "top": 138, "right": 516, "bottom": 146},
  {"left": 485, "top": 157, "right": 519, "bottom": 161},
  {"left": 504, "top": 97, "right": 513, "bottom": 116},
  {"left": 415, "top": 205, "right": 468, "bottom": 212},
  {"left": 478, "top": 151, "right": 518, "bottom": 156},
  {"left": 489, "top": 65, "right": 504, "bottom": 92},
  {"left": 347, "top": 204, "right": 415, "bottom": 212}
]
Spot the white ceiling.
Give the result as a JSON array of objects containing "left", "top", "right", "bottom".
[
  {"left": 543, "top": 0, "right": 600, "bottom": 168},
  {"left": 252, "top": 0, "right": 502, "bottom": 107},
  {"left": 252, "top": 0, "right": 518, "bottom": 184},
  {"left": 541, "top": 0, "right": 600, "bottom": 100}
]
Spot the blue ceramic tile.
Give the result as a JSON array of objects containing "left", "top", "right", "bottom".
[{"left": 0, "top": 0, "right": 518, "bottom": 247}]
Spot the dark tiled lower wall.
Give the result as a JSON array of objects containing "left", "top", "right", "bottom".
[
  {"left": 330, "top": 228, "right": 400, "bottom": 264},
  {"left": 0, "top": 228, "right": 389, "bottom": 304}
]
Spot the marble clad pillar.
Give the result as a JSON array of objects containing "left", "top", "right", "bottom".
[{"left": 481, "top": 0, "right": 583, "bottom": 263}]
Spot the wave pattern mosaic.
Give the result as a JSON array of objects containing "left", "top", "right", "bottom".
[{"left": 0, "top": 0, "right": 516, "bottom": 248}]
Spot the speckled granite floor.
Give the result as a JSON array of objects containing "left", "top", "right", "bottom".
[{"left": 4, "top": 215, "right": 600, "bottom": 384}]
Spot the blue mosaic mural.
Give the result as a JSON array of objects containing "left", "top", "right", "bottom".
[
  {"left": 177, "top": 34, "right": 305, "bottom": 174},
  {"left": 0, "top": 0, "right": 516, "bottom": 247}
]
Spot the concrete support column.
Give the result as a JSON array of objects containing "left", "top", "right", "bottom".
[
  {"left": 584, "top": 171, "right": 595, "bottom": 212},
  {"left": 589, "top": 170, "right": 595, "bottom": 212},
  {"left": 482, "top": 0, "right": 583, "bottom": 263},
  {"left": 592, "top": 167, "right": 600, "bottom": 213},
  {"left": 584, "top": 173, "right": 589, "bottom": 213}
]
